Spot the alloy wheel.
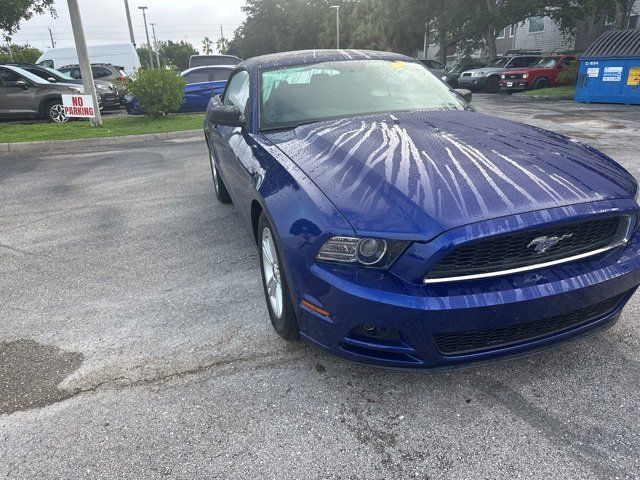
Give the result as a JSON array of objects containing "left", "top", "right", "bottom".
[
  {"left": 49, "top": 104, "right": 69, "bottom": 123},
  {"left": 261, "top": 226, "right": 283, "bottom": 319}
]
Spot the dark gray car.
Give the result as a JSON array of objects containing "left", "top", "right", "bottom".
[{"left": 0, "top": 65, "right": 90, "bottom": 122}]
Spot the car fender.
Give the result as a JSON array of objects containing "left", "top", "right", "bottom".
[{"left": 38, "top": 94, "right": 63, "bottom": 116}]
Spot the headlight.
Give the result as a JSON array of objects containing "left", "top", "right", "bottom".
[
  {"left": 501, "top": 74, "right": 506, "bottom": 79},
  {"left": 96, "top": 84, "right": 110, "bottom": 93},
  {"left": 472, "top": 72, "right": 486, "bottom": 77},
  {"left": 442, "top": 75, "right": 447, "bottom": 81},
  {"left": 316, "top": 236, "right": 410, "bottom": 269},
  {"left": 68, "top": 86, "right": 84, "bottom": 94},
  {"left": 523, "top": 73, "right": 529, "bottom": 79}
]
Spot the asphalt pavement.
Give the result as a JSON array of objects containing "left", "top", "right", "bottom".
[{"left": 1, "top": 96, "right": 639, "bottom": 479}]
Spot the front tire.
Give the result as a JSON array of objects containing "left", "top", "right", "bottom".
[
  {"left": 484, "top": 76, "right": 501, "bottom": 93},
  {"left": 208, "top": 145, "right": 232, "bottom": 204},
  {"left": 258, "top": 213, "right": 299, "bottom": 341},
  {"left": 533, "top": 78, "right": 548, "bottom": 90},
  {"left": 45, "top": 100, "right": 69, "bottom": 123}
]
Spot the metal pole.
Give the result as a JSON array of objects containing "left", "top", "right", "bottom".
[
  {"left": 139, "top": 6, "right": 154, "bottom": 68},
  {"left": 6, "top": 42, "right": 13, "bottom": 61},
  {"left": 124, "top": 0, "right": 136, "bottom": 46},
  {"left": 336, "top": 6, "right": 340, "bottom": 50},
  {"left": 48, "top": 27, "right": 56, "bottom": 48},
  {"left": 150, "top": 23, "right": 160, "bottom": 67},
  {"left": 67, "top": 0, "right": 102, "bottom": 126},
  {"left": 330, "top": 6, "right": 340, "bottom": 49}
]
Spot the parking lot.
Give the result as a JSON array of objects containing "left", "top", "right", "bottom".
[{"left": 1, "top": 95, "right": 640, "bottom": 479}]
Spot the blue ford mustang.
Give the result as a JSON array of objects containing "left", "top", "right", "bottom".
[{"left": 204, "top": 50, "right": 640, "bottom": 369}]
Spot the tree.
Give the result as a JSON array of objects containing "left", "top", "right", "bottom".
[
  {"left": 202, "top": 36, "right": 214, "bottom": 54},
  {"left": 614, "top": 0, "right": 635, "bottom": 28},
  {"left": 216, "top": 36, "right": 229, "bottom": 54},
  {"left": 0, "top": 43, "right": 42, "bottom": 62},
  {"left": 0, "top": 0, "right": 55, "bottom": 41},
  {"left": 138, "top": 40, "right": 197, "bottom": 71}
]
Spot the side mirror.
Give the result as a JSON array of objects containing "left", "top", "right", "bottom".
[
  {"left": 16, "top": 80, "right": 28, "bottom": 89},
  {"left": 207, "top": 104, "right": 244, "bottom": 127},
  {"left": 454, "top": 88, "right": 472, "bottom": 103}
]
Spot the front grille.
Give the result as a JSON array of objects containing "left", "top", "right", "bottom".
[
  {"left": 426, "top": 216, "right": 625, "bottom": 281},
  {"left": 503, "top": 73, "right": 523, "bottom": 80},
  {"left": 434, "top": 292, "right": 625, "bottom": 356}
]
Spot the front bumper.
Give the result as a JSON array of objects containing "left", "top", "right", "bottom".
[
  {"left": 100, "top": 93, "right": 120, "bottom": 108},
  {"left": 285, "top": 203, "right": 640, "bottom": 369},
  {"left": 500, "top": 80, "right": 530, "bottom": 91},
  {"left": 457, "top": 76, "right": 488, "bottom": 90}
]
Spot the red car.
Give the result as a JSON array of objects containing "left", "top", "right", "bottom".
[{"left": 500, "top": 55, "right": 576, "bottom": 91}]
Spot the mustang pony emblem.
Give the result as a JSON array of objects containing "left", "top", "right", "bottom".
[{"left": 527, "top": 234, "right": 573, "bottom": 253}]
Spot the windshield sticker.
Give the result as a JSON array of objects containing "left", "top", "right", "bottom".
[
  {"left": 627, "top": 67, "right": 640, "bottom": 86},
  {"left": 602, "top": 66, "right": 623, "bottom": 82},
  {"left": 389, "top": 61, "right": 406, "bottom": 69},
  {"left": 587, "top": 67, "right": 599, "bottom": 78}
]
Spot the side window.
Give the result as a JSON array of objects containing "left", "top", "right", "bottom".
[
  {"left": 92, "top": 67, "right": 111, "bottom": 78},
  {"left": 40, "top": 60, "right": 54, "bottom": 68},
  {"left": 224, "top": 70, "right": 250, "bottom": 111},
  {"left": 0, "top": 69, "right": 22, "bottom": 87},
  {"left": 183, "top": 70, "right": 211, "bottom": 84},
  {"left": 27, "top": 69, "right": 49, "bottom": 81},
  {"left": 213, "top": 69, "right": 232, "bottom": 82},
  {"left": 65, "top": 68, "right": 81, "bottom": 79},
  {"left": 524, "top": 57, "right": 540, "bottom": 66}
]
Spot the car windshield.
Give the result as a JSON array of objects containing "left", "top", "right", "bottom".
[
  {"left": 486, "top": 57, "right": 511, "bottom": 68},
  {"left": 260, "top": 60, "right": 466, "bottom": 130},
  {"left": 533, "top": 57, "right": 559, "bottom": 68},
  {"left": 451, "top": 63, "right": 477, "bottom": 73},
  {"left": 45, "top": 67, "right": 73, "bottom": 80}
]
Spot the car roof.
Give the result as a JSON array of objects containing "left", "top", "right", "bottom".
[
  {"left": 181, "top": 65, "right": 236, "bottom": 75},
  {"left": 59, "top": 63, "right": 119, "bottom": 68},
  {"left": 239, "top": 49, "right": 414, "bottom": 72}
]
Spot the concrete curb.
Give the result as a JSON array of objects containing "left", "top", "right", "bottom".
[{"left": 0, "top": 129, "right": 202, "bottom": 156}]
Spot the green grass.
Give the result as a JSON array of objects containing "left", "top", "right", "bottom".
[
  {"left": 517, "top": 86, "right": 576, "bottom": 98},
  {"left": 0, "top": 113, "right": 205, "bottom": 144}
]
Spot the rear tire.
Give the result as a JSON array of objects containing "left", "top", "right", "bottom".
[
  {"left": 533, "top": 78, "right": 549, "bottom": 90},
  {"left": 485, "top": 76, "right": 501, "bottom": 93},
  {"left": 44, "top": 99, "right": 68, "bottom": 123},
  {"left": 208, "top": 145, "right": 232, "bottom": 204},
  {"left": 258, "top": 212, "right": 299, "bottom": 341}
]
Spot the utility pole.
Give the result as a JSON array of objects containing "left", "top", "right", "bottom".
[
  {"left": 66, "top": 0, "right": 102, "bottom": 126},
  {"left": 138, "top": 6, "right": 154, "bottom": 68},
  {"left": 330, "top": 5, "right": 340, "bottom": 49},
  {"left": 123, "top": 0, "right": 136, "bottom": 46},
  {"left": 48, "top": 27, "right": 56, "bottom": 48},
  {"left": 150, "top": 22, "right": 160, "bottom": 68},
  {"left": 6, "top": 42, "right": 13, "bottom": 61}
]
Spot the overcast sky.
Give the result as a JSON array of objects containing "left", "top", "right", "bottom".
[{"left": 10, "top": 0, "right": 246, "bottom": 53}]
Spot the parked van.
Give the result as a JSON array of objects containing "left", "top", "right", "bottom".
[
  {"left": 36, "top": 43, "right": 141, "bottom": 73},
  {"left": 188, "top": 54, "right": 242, "bottom": 68}
]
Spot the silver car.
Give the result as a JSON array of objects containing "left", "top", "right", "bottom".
[{"left": 458, "top": 55, "right": 541, "bottom": 93}]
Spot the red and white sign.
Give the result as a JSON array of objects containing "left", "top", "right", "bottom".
[{"left": 61, "top": 94, "right": 95, "bottom": 118}]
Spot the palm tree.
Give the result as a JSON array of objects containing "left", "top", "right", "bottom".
[
  {"left": 202, "top": 37, "right": 213, "bottom": 55},
  {"left": 216, "top": 36, "right": 229, "bottom": 54}
]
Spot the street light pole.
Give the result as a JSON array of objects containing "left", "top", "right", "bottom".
[
  {"left": 138, "top": 6, "right": 154, "bottom": 68},
  {"left": 123, "top": 0, "right": 136, "bottom": 46},
  {"left": 150, "top": 22, "right": 160, "bottom": 67},
  {"left": 67, "top": 0, "right": 102, "bottom": 126},
  {"left": 330, "top": 5, "right": 340, "bottom": 49}
]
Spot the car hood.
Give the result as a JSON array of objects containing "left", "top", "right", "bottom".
[
  {"left": 265, "top": 110, "right": 636, "bottom": 240},
  {"left": 463, "top": 67, "right": 504, "bottom": 75}
]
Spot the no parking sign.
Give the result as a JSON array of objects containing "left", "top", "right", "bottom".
[{"left": 61, "top": 94, "right": 96, "bottom": 118}]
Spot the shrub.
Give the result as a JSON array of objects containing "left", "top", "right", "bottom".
[
  {"left": 557, "top": 59, "right": 579, "bottom": 85},
  {"left": 127, "top": 68, "right": 186, "bottom": 117}
]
